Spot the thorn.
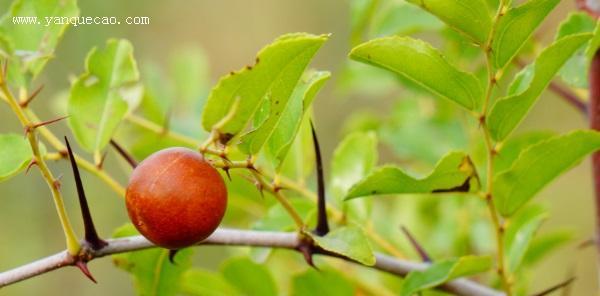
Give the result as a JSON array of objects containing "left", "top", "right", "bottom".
[
  {"left": 530, "top": 277, "right": 576, "bottom": 296},
  {"left": 310, "top": 120, "right": 329, "bottom": 237},
  {"left": 20, "top": 85, "right": 44, "bottom": 107},
  {"left": 75, "top": 261, "right": 97, "bottom": 284},
  {"left": 25, "top": 115, "right": 69, "bottom": 135},
  {"left": 168, "top": 249, "right": 179, "bottom": 265},
  {"left": 53, "top": 178, "right": 62, "bottom": 190},
  {"left": 25, "top": 159, "right": 38, "bottom": 174},
  {"left": 161, "top": 106, "right": 172, "bottom": 135},
  {"left": 1, "top": 59, "right": 7, "bottom": 82},
  {"left": 65, "top": 136, "right": 107, "bottom": 250},
  {"left": 400, "top": 226, "right": 432, "bottom": 262},
  {"left": 578, "top": 237, "right": 595, "bottom": 249},
  {"left": 109, "top": 139, "right": 138, "bottom": 168},
  {"left": 95, "top": 150, "right": 108, "bottom": 170},
  {"left": 222, "top": 166, "right": 232, "bottom": 181},
  {"left": 298, "top": 243, "right": 317, "bottom": 270}
]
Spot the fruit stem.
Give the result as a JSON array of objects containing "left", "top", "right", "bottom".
[
  {"left": 249, "top": 169, "right": 305, "bottom": 228},
  {"left": 0, "top": 83, "right": 80, "bottom": 256}
]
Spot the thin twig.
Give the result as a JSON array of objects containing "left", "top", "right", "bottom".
[{"left": 0, "top": 228, "right": 503, "bottom": 296}]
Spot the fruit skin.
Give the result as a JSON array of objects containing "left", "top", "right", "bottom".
[{"left": 125, "top": 147, "right": 227, "bottom": 249}]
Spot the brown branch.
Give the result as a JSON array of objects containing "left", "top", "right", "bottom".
[{"left": 0, "top": 228, "right": 503, "bottom": 296}]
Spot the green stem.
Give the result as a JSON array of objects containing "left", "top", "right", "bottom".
[
  {"left": 24, "top": 109, "right": 126, "bottom": 197},
  {"left": 0, "top": 84, "right": 80, "bottom": 256},
  {"left": 480, "top": 0, "right": 512, "bottom": 294}
]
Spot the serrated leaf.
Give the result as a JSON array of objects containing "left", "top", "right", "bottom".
[
  {"left": 554, "top": 12, "right": 597, "bottom": 88},
  {"left": 491, "top": 0, "right": 560, "bottom": 70},
  {"left": 0, "top": 0, "right": 79, "bottom": 87},
  {"left": 0, "top": 134, "right": 32, "bottom": 181},
  {"left": 306, "top": 226, "right": 375, "bottom": 266},
  {"left": 406, "top": 0, "right": 492, "bottom": 44},
  {"left": 220, "top": 257, "right": 277, "bottom": 296},
  {"left": 350, "top": 36, "right": 483, "bottom": 110},
  {"left": 180, "top": 269, "right": 241, "bottom": 296},
  {"left": 495, "top": 131, "right": 555, "bottom": 173},
  {"left": 488, "top": 33, "right": 592, "bottom": 141},
  {"left": 201, "top": 33, "right": 327, "bottom": 147},
  {"left": 112, "top": 224, "right": 193, "bottom": 296},
  {"left": 504, "top": 205, "right": 548, "bottom": 273},
  {"left": 292, "top": 268, "right": 355, "bottom": 296},
  {"left": 331, "top": 131, "right": 377, "bottom": 220},
  {"left": 68, "top": 39, "right": 142, "bottom": 157},
  {"left": 346, "top": 152, "right": 478, "bottom": 200},
  {"left": 494, "top": 130, "right": 600, "bottom": 216},
  {"left": 265, "top": 70, "right": 330, "bottom": 168},
  {"left": 400, "top": 255, "right": 492, "bottom": 296}
]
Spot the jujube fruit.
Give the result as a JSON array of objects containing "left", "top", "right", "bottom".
[{"left": 125, "top": 147, "right": 227, "bottom": 249}]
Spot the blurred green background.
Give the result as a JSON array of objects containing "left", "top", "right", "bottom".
[{"left": 0, "top": 0, "right": 595, "bottom": 295}]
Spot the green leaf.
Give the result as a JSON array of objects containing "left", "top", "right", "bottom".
[
  {"left": 0, "top": 134, "right": 32, "bottom": 181},
  {"left": 346, "top": 152, "right": 478, "bottom": 200},
  {"left": 554, "top": 12, "right": 597, "bottom": 88},
  {"left": 491, "top": 0, "right": 560, "bottom": 70},
  {"left": 331, "top": 131, "right": 377, "bottom": 220},
  {"left": 220, "top": 257, "right": 278, "bottom": 296},
  {"left": 350, "top": 36, "right": 483, "bottom": 110},
  {"left": 68, "top": 39, "right": 142, "bottom": 159},
  {"left": 495, "top": 131, "right": 555, "bottom": 173},
  {"left": 0, "top": 0, "right": 79, "bottom": 87},
  {"left": 180, "top": 269, "right": 241, "bottom": 296},
  {"left": 504, "top": 205, "right": 547, "bottom": 273},
  {"left": 265, "top": 70, "right": 330, "bottom": 168},
  {"left": 400, "top": 255, "right": 492, "bottom": 296},
  {"left": 494, "top": 130, "right": 600, "bottom": 216},
  {"left": 523, "top": 230, "right": 573, "bottom": 266},
  {"left": 292, "top": 268, "right": 355, "bottom": 296},
  {"left": 370, "top": 1, "right": 443, "bottom": 37},
  {"left": 488, "top": 33, "right": 592, "bottom": 141},
  {"left": 406, "top": 0, "right": 492, "bottom": 44},
  {"left": 112, "top": 224, "right": 193, "bottom": 296},
  {"left": 305, "top": 226, "right": 376, "bottom": 266},
  {"left": 201, "top": 33, "right": 328, "bottom": 146}
]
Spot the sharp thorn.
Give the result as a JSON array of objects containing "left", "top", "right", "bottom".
[
  {"left": 400, "top": 226, "right": 432, "bottom": 262},
  {"left": 222, "top": 167, "right": 232, "bottom": 181},
  {"left": 530, "top": 277, "right": 575, "bottom": 296},
  {"left": 109, "top": 139, "right": 138, "bottom": 168},
  {"left": 298, "top": 244, "right": 317, "bottom": 270},
  {"left": 65, "top": 136, "right": 107, "bottom": 250},
  {"left": 161, "top": 106, "right": 172, "bottom": 135},
  {"left": 20, "top": 85, "right": 44, "bottom": 107},
  {"left": 2, "top": 59, "right": 7, "bottom": 80},
  {"left": 168, "top": 249, "right": 179, "bottom": 265},
  {"left": 31, "top": 115, "right": 69, "bottom": 129},
  {"left": 310, "top": 120, "right": 329, "bottom": 237},
  {"left": 578, "top": 237, "right": 595, "bottom": 249},
  {"left": 25, "top": 159, "right": 38, "bottom": 174},
  {"left": 96, "top": 150, "right": 108, "bottom": 170},
  {"left": 75, "top": 261, "right": 97, "bottom": 284}
]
